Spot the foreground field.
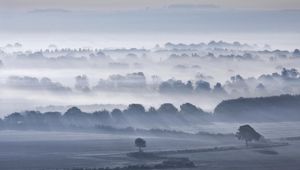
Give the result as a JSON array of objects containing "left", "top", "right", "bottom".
[
  {"left": 0, "top": 130, "right": 299, "bottom": 170},
  {"left": 166, "top": 140, "right": 300, "bottom": 170}
]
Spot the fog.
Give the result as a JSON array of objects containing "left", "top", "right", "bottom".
[
  {"left": 1, "top": 4, "right": 300, "bottom": 170},
  {"left": 1, "top": 40, "right": 300, "bottom": 116}
]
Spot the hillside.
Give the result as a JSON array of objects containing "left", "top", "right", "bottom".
[{"left": 214, "top": 95, "right": 300, "bottom": 121}]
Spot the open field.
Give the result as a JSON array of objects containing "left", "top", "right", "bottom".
[{"left": 0, "top": 130, "right": 299, "bottom": 170}]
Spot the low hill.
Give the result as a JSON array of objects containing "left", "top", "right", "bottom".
[{"left": 214, "top": 95, "right": 300, "bottom": 122}]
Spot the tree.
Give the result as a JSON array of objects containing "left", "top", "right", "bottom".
[
  {"left": 43, "top": 112, "right": 62, "bottom": 126},
  {"left": 212, "top": 82, "right": 227, "bottom": 95},
  {"left": 127, "top": 104, "right": 145, "bottom": 114},
  {"left": 195, "top": 80, "right": 211, "bottom": 93},
  {"left": 135, "top": 138, "right": 146, "bottom": 152},
  {"left": 236, "top": 125, "right": 261, "bottom": 147},
  {"left": 93, "top": 110, "right": 111, "bottom": 124},
  {"left": 111, "top": 109, "right": 123, "bottom": 119},
  {"left": 64, "top": 107, "right": 84, "bottom": 117},
  {"left": 293, "top": 49, "right": 300, "bottom": 57},
  {"left": 180, "top": 103, "right": 203, "bottom": 114},
  {"left": 23, "top": 111, "right": 44, "bottom": 127},
  {"left": 75, "top": 75, "right": 90, "bottom": 92},
  {"left": 111, "top": 109, "right": 124, "bottom": 123},
  {"left": 159, "top": 79, "right": 193, "bottom": 94},
  {"left": 4, "top": 112, "right": 24, "bottom": 125},
  {"left": 158, "top": 103, "right": 178, "bottom": 114}
]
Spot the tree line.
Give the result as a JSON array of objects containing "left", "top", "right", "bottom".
[{"left": 0, "top": 103, "right": 210, "bottom": 130}]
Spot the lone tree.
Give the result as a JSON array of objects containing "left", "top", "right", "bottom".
[
  {"left": 236, "top": 124, "right": 261, "bottom": 147},
  {"left": 135, "top": 138, "right": 146, "bottom": 152}
]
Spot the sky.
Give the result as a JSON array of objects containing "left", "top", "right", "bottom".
[
  {"left": 1, "top": 0, "right": 300, "bottom": 11},
  {"left": 1, "top": 0, "right": 300, "bottom": 50}
]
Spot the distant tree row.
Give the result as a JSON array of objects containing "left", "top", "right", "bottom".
[
  {"left": 0, "top": 103, "right": 210, "bottom": 130},
  {"left": 214, "top": 94, "right": 300, "bottom": 121},
  {"left": 159, "top": 79, "right": 227, "bottom": 95},
  {"left": 2, "top": 94, "right": 299, "bottom": 131}
]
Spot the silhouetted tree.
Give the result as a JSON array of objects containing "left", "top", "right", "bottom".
[
  {"left": 255, "top": 83, "right": 267, "bottom": 94},
  {"left": 75, "top": 75, "right": 90, "bottom": 92},
  {"left": 63, "top": 107, "right": 91, "bottom": 126},
  {"left": 23, "top": 111, "right": 44, "bottom": 127},
  {"left": 44, "top": 112, "right": 61, "bottom": 120},
  {"left": 293, "top": 49, "right": 300, "bottom": 57},
  {"left": 281, "top": 68, "right": 299, "bottom": 79},
  {"left": 135, "top": 138, "right": 146, "bottom": 152},
  {"left": 236, "top": 124, "right": 261, "bottom": 147},
  {"left": 195, "top": 80, "right": 211, "bottom": 93},
  {"left": 43, "top": 112, "right": 62, "bottom": 127},
  {"left": 229, "top": 75, "right": 248, "bottom": 92},
  {"left": 124, "top": 104, "right": 145, "bottom": 117},
  {"left": 180, "top": 103, "right": 204, "bottom": 116},
  {"left": 111, "top": 109, "right": 124, "bottom": 123},
  {"left": 212, "top": 82, "right": 227, "bottom": 95},
  {"left": 64, "top": 107, "right": 85, "bottom": 117},
  {"left": 111, "top": 109, "right": 123, "bottom": 119},
  {"left": 158, "top": 103, "right": 178, "bottom": 114},
  {"left": 159, "top": 79, "right": 193, "bottom": 94},
  {"left": 93, "top": 110, "right": 111, "bottom": 124},
  {"left": 127, "top": 104, "right": 145, "bottom": 113},
  {"left": 4, "top": 112, "right": 24, "bottom": 126}
]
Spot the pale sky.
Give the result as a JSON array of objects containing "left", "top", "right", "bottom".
[{"left": 1, "top": 0, "right": 300, "bottom": 11}]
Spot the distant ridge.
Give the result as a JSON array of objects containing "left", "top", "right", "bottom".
[
  {"left": 28, "top": 8, "right": 71, "bottom": 14},
  {"left": 167, "top": 4, "right": 219, "bottom": 9}
]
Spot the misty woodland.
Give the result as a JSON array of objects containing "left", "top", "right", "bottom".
[{"left": 1, "top": 1, "right": 300, "bottom": 170}]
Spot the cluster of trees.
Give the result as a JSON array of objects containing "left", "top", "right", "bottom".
[
  {"left": 214, "top": 94, "right": 300, "bottom": 121},
  {"left": 5, "top": 72, "right": 148, "bottom": 93},
  {"left": 94, "top": 72, "right": 146, "bottom": 91},
  {"left": 4, "top": 54, "right": 300, "bottom": 98},
  {"left": 159, "top": 79, "right": 226, "bottom": 95},
  {"left": 265, "top": 49, "right": 300, "bottom": 59},
  {"left": 4, "top": 72, "right": 147, "bottom": 93},
  {"left": 8, "top": 48, "right": 146, "bottom": 70},
  {"left": 14, "top": 48, "right": 146, "bottom": 61},
  {"left": 2, "top": 93, "right": 300, "bottom": 131},
  {"left": 163, "top": 41, "right": 254, "bottom": 51},
  {"left": 0, "top": 103, "right": 209, "bottom": 130},
  {"left": 169, "top": 53, "right": 256, "bottom": 61},
  {"left": 259, "top": 68, "right": 300, "bottom": 81},
  {"left": 159, "top": 68, "right": 299, "bottom": 97},
  {"left": 218, "top": 53, "right": 255, "bottom": 60},
  {"left": 94, "top": 68, "right": 298, "bottom": 96},
  {"left": 6, "top": 76, "right": 71, "bottom": 92},
  {"left": 156, "top": 60, "right": 300, "bottom": 99},
  {"left": 4, "top": 42, "right": 22, "bottom": 48},
  {"left": 222, "top": 68, "right": 300, "bottom": 97}
]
